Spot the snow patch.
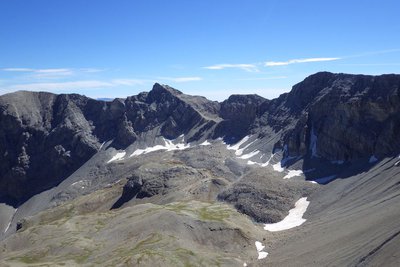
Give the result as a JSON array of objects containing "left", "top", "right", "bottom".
[
  {"left": 227, "top": 136, "right": 256, "bottom": 156},
  {"left": 283, "top": 170, "right": 303, "bottom": 179},
  {"left": 99, "top": 141, "right": 106, "bottom": 150},
  {"left": 258, "top": 251, "right": 268, "bottom": 260},
  {"left": 255, "top": 241, "right": 268, "bottom": 259},
  {"left": 247, "top": 153, "right": 304, "bottom": 178},
  {"left": 227, "top": 136, "right": 249, "bottom": 151},
  {"left": 247, "top": 153, "right": 276, "bottom": 168},
  {"left": 4, "top": 221, "right": 11, "bottom": 233},
  {"left": 130, "top": 138, "right": 190, "bottom": 157},
  {"left": 199, "top": 140, "right": 211, "bottom": 146},
  {"left": 71, "top": 180, "right": 91, "bottom": 190},
  {"left": 264, "top": 197, "right": 310, "bottom": 232},
  {"left": 3, "top": 208, "right": 17, "bottom": 233},
  {"left": 272, "top": 162, "right": 284, "bottom": 172},
  {"left": 264, "top": 153, "right": 274, "bottom": 166},
  {"left": 107, "top": 151, "right": 126, "bottom": 163},
  {"left": 239, "top": 150, "right": 260, "bottom": 159},
  {"left": 105, "top": 179, "right": 122, "bottom": 188},
  {"left": 255, "top": 241, "right": 265, "bottom": 251},
  {"left": 369, "top": 155, "right": 378, "bottom": 163}
]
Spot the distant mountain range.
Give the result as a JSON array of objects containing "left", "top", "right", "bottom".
[{"left": 0, "top": 72, "right": 399, "bottom": 266}]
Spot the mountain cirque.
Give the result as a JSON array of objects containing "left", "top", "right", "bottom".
[{"left": 0, "top": 72, "right": 399, "bottom": 266}]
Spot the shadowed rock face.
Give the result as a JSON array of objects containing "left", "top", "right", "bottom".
[
  {"left": 217, "top": 94, "right": 267, "bottom": 141},
  {"left": 0, "top": 92, "right": 100, "bottom": 204},
  {"left": 278, "top": 73, "right": 400, "bottom": 160},
  {"left": 1, "top": 72, "right": 400, "bottom": 204}
]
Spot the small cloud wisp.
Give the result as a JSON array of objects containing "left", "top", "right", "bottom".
[
  {"left": 265, "top": 57, "right": 340, "bottom": 66},
  {"left": 203, "top": 64, "right": 259, "bottom": 72}
]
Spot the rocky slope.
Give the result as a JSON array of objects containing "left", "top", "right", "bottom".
[
  {"left": 0, "top": 72, "right": 399, "bottom": 266},
  {"left": 0, "top": 84, "right": 221, "bottom": 204}
]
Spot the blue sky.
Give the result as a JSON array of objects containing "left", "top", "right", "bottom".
[{"left": 1, "top": 0, "right": 399, "bottom": 100}]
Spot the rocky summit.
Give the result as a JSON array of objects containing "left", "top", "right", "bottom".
[{"left": 0, "top": 72, "right": 399, "bottom": 266}]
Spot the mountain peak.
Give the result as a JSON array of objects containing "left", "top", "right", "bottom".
[
  {"left": 152, "top": 83, "right": 182, "bottom": 94},
  {"left": 145, "top": 83, "right": 183, "bottom": 103},
  {"left": 224, "top": 94, "right": 266, "bottom": 104}
]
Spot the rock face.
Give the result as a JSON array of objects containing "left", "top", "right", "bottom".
[
  {"left": 274, "top": 72, "right": 400, "bottom": 161},
  {"left": 217, "top": 94, "right": 267, "bottom": 141},
  {"left": 0, "top": 84, "right": 220, "bottom": 204},
  {"left": 0, "top": 92, "right": 99, "bottom": 204},
  {"left": 0, "top": 72, "right": 400, "bottom": 205}
]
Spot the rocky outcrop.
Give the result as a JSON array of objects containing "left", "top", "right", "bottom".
[{"left": 217, "top": 168, "right": 315, "bottom": 223}]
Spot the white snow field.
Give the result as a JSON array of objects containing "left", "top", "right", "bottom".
[
  {"left": 239, "top": 150, "right": 260, "bottom": 159},
  {"left": 283, "top": 170, "right": 303, "bottom": 179},
  {"left": 272, "top": 162, "right": 284, "bottom": 172},
  {"left": 199, "top": 140, "right": 211, "bottom": 146},
  {"left": 264, "top": 197, "right": 310, "bottom": 232},
  {"left": 130, "top": 138, "right": 190, "bottom": 157},
  {"left": 226, "top": 136, "right": 254, "bottom": 156},
  {"left": 107, "top": 151, "right": 126, "bottom": 163},
  {"left": 255, "top": 241, "right": 268, "bottom": 259}
]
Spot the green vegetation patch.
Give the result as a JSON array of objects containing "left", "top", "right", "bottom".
[
  {"left": 14, "top": 255, "right": 41, "bottom": 264},
  {"left": 165, "top": 201, "right": 233, "bottom": 222},
  {"left": 198, "top": 205, "right": 232, "bottom": 221}
]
